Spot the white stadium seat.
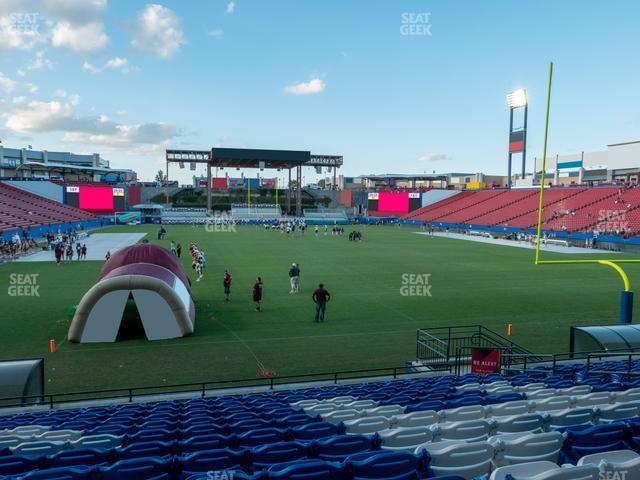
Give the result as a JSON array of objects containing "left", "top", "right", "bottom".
[
  {"left": 526, "top": 390, "right": 559, "bottom": 401},
  {"left": 596, "top": 402, "right": 640, "bottom": 423},
  {"left": 439, "top": 404, "right": 487, "bottom": 423},
  {"left": 343, "top": 415, "right": 390, "bottom": 434},
  {"left": 326, "top": 396, "right": 357, "bottom": 404},
  {"left": 493, "top": 413, "right": 545, "bottom": 434},
  {"left": 342, "top": 399, "right": 378, "bottom": 410},
  {"left": 391, "top": 410, "right": 439, "bottom": 428},
  {"left": 557, "top": 386, "right": 592, "bottom": 396},
  {"left": 615, "top": 387, "right": 640, "bottom": 403},
  {"left": 432, "top": 419, "right": 495, "bottom": 442},
  {"left": 490, "top": 461, "right": 598, "bottom": 480},
  {"left": 322, "top": 408, "right": 362, "bottom": 424},
  {"left": 489, "top": 431, "right": 564, "bottom": 467},
  {"left": 379, "top": 426, "right": 433, "bottom": 451},
  {"left": 572, "top": 392, "right": 613, "bottom": 407},
  {"left": 69, "top": 434, "right": 122, "bottom": 450},
  {"left": 577, "top": 449, "right": 640, "bottom": 476},
  {"left": 38, "top": 429, "right": 83, "bottom": 442},
  {"left": 490, "top": 400, "right": 531, "bottom": 417},
  {"left": 416, "top": 439, "right": 494, "bottom": 478},
  {"left": 364, "top": 404, "right": 404, "bottom": 418},
  {"left": 547, "top": 407, "right": 594, "bottom": 429},
  {"left": 531, "top": 395, "right": 573, "bottom": 412},
  {"left": 12, "top": 440, "right": 68, "bottom": 455}
]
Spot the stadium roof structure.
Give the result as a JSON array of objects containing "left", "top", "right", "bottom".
[
  {"left": 17, "top": 161, "right": 136, "bottom": 176},
  {"left": 361, "top": 173, "right": 449, "bottom": 181},
  {"left": 165, "top": 147, "right": 343, "bottom": 215}
]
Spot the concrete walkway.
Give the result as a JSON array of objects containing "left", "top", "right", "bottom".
[
  {"left": 17, "top": 233, "right": 147, "bottom": 262},
  {"left": 415, "top": 231, "right": 616, "bottom": 254}
]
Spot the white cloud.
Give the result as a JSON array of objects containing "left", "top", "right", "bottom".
[
  {"left": 284, "top": 78, "right": 326, "bottom": 95},
  {"left": 3, "top": 91, "right": 178, "bottom": 153},
  {"left": 81, "top": 61, "right": 100, "bottom": 74},
  {"left": 0, "top": 0, "right": 108, "bottom": 54},
  {"left": 0, "top": 11, "right": 48, "bottom": 52},
  {"left": 0, "top": 72, "right": 17, "bottom": 93},
  {"left": 51, "top": 21, "right": 108, "bottom": 53},
  {"left": 105, "top": 57, "right": 128, "bottom": 69},
  {"left": 209, "top": 29, "right": 223, "bottom": 38},
  {"left": 82, "top": 57, "right": 132, "bottom": 74},
  {"left": 131, "top": 4, "right": 185, "bottom": 59},
  {"left": 225, "top": 1, "right": 235, "bottom": 15},
  {"left": 116, "top": 110, "right": 128, "bottom": 116},
  {"left": 40, "top": 0, "right": 107, "bottom": 25},
  {"left": 17, "top": 50, "right": 53, "bottom": 77},
  {"left": 53, "top": 89, "right": 67, "bottom": 98},
  {"left": 25, "top": 82, "right": 38, "bottom": 94},
  {"left": 418, "top": 153, "right": 450, "bottom": 162}
]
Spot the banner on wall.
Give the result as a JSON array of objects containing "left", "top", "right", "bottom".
[{"left": 471, "top": 348, "right": 500, "bottom": 375}]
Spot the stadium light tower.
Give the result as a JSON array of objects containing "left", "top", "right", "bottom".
[{"left": 506, "top": 88, "right": 528, "bottom": 187}]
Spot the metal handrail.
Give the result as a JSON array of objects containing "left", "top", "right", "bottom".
[{"left": 0, "top": 364, "right": 421, "bottom": 411}]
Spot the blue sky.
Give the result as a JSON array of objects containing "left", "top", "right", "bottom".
[{"left": 0, "top": 0, "right": 639, "bottom": 184}]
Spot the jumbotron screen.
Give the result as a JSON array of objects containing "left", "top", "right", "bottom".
[
  {"left": 368, "top": 192, "right": 421, "bottom": 213},
  {"left": 66, "top": 186, "right": 125, "bottom": 213}
]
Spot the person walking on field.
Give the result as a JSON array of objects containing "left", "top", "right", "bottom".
[
  {"left": 223, "top": 269, "right": 232, "bottom": 302},
  {"left": 253, "top": 276, "right": 263, "bottom": 311},
  {"left": 312, "top": 283, "right": 331, "bottom": 323},
  {"left": 289, "top": 262, "right": 300, "bottom": 294}
]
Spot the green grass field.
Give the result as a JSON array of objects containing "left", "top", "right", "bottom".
[{"left": 1, "top": 224, "right": 638, "bottom": 395}]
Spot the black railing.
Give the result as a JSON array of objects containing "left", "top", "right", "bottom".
[
  {"left": 416, "top": 325, "right": 541, "bottom": 367},
  {"left": 0, "top": 365, "right": 424, "bottom": 411},
  {"left": 499, "top": 348, "right": 640, "bottom": 377}
]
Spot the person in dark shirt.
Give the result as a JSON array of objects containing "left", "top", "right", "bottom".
[
  {"left": 176, "top": 243, "right": 182, "bottom": 258},
  {"left": 223, "top": 269, "right": 232, "bottom": 302},
  {"left": 312, "top": 283, "right": 331, "bottom": 322},
  {"left": 253, "top": 277, "right": 263, "bottom": 311},
  {"left": 289, "top": 262, "right": 300, "bottom": 294}
]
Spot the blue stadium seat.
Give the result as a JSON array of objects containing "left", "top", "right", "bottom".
[
  {"left": 0, "top": 455, "right": 46, "bottom": 476},
  {"left": 249, "top": 441, "right": 309, "bottom": 470},
  {"left": 126, "top": 428, "right": 177, "bottom": 444},
  {"left": 20, "top": 465, "right": 95, "bottom": 480},
  {"left": 179, "top": 433, "right": 234, "bottom": 453},
  {"left": 291, "top": 422, "right": 343, "bottom": 441},
  {"left": 99, "top": 456, "right": 172, "bottom": 480},
  {"left": 315, "top": 434, "right": 379, "bottom": 461},
  {"left": 267, "top": 459, "right": 343, "bottom": 480},
  {"left": 274, "top": 413, "right": 319, "bottom": 428},
  {"left": 561, "top": 422, "right": 630, "bottom": 463},
  {"left": 179, "top": 448, "right": 245, "bottom": 479},
  {"left": 115, "top": 440, "right": 176, "bottom": 460},
  {"left": 346, "top": 450, "right": 427, "bottom": 480},
  {"left": 237, "top": 427, "right": 289, "bottom": 448},
  {"left": 230, "top": 419, "right": 275, "bottom": 433},
  {"left": 484, "top": 393, "right": 525, "bottom": 404},
  {"left": 405, "top": 400, "right": 444, "bottom": 413},
  {"left": 48, "top": 448, "right": 110, "bottom": 468}
]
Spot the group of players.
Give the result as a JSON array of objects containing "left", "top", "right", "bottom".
[
  {"left": 0, "top": 237, "right": 39, "bottom": 260},
  {"left": 263, "top": 218, "right": 307, "bottom": 235},
  {"left": 54, "top": 241, "right": 88, "bottom": 264},
  {"left": 189, "top": 242, "right": 206, "bottom": 282}
]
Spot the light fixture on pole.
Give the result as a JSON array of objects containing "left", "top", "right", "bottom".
[{"left": 506, "top": 88, "right": 528, "bottom": 188}]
